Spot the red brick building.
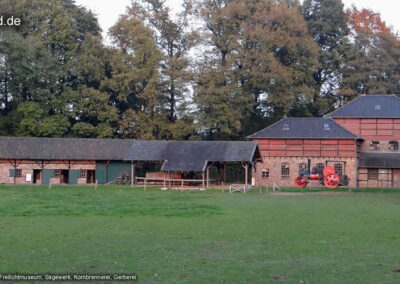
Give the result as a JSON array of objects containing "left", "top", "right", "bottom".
[{"left": 249, "top": 94, "right": 400, "bottom": 188}]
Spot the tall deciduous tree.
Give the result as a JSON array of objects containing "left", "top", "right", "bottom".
[
  {"left": 340, "top": 7, "right": 400, "bottom": 102},
  {"left": 104, "top": 15, "right": 163, "bottom": 139},
  {"left": 191, "top": 0, "right": 319, "bottom": 139}
]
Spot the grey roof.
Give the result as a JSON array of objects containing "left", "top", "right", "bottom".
[
  {"left": 124, "top": 141, "right": 260, "bottom": 172},
  {"left": 359, "top": 152, "right": 400, "bottom": 168},
  {"left": 247, "top": 118, "right": 359, "bottom": 139},
  {"left": 326, "top": 94, "right": 400, "bottom": 118},
  {"left": 0, "top": 136, "right": 134, "bottom": 160}
]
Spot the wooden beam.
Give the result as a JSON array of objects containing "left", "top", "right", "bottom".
[
  {"left": 131, "top": 161, "right": 135, "bottom": 187},
  {"left": 202, "top": 172, "right": 205, "bottom": 189},
  {"left": 242, "top": 163, "right": 248, "bottom": 188},
  {"left": 206, "top": 166, "right": 210, "bottom": 189}
]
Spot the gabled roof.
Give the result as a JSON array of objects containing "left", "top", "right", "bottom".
[
  {"left": 124, "top": 141, "right": 260, "bottom": 172},
  {"left": 326, "top": 94, "right": 400, "bottom": 118},
  {"left": 247, "top": 118, "right": 358, "bottom": 139},
  {"left": 359, "top": 152, "right": 400, "bottom": 168},
  {"left": 0, "top": 137, "right": 134, "bottom": 160}
]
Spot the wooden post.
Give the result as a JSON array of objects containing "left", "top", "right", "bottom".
[
  {"left": 105, "top": 161, "right": 110, "bottom": 183},
  {"left": 242, "top": 163, "right": 248, "bottom": 188},
  {"left": 202, "top": 172, "right": 205, "bottom": 189},
  {"left": 206, "top": 165, "right": 210, "bottom": 189},
  {"left": 131, "top": 161, "right": 135, "bottom": 187},
  {"left": 223, "top": 163, "right": 227, "bottom": 184},
  {"left": 144, "top": 178, "right": 147, "bottom": 191},
  {"left": 95, "top": 179, "right": 98, "bottom": 190},
  {"left": 49, "top": 179, "right": 52, "bottom": 190},
  {"left": 217, "top": 164, "right": 221, "bottom": 185},
  {"left": 169, "top": 171, "right": 171, "bottom": 189}
]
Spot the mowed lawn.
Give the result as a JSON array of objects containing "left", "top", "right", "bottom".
[{"left": 1, "top": 186, "right": 400, "bottom": 283}]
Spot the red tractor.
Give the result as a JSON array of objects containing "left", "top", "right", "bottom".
[{"left": 294, "top": 160, "right": 348, "bottom": 189}]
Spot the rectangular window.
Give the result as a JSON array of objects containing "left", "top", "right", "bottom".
[
  {"left": 368, "top": 169, "right": 378, "bottom": 180},
  {"left": 15, "top": 169, "right": 22, "bottom": 177},
  {"left": 281, "top": 163, "right": 290, "bottom": 179},
  {"left": 262, "top": 169, "right": 269, "bottom": 178},
  {"left": 54, "top": 170, "right": 61, "bottom": 178},
  {"left": 80, "top": 170, "right": 87, "bottom": 178}
]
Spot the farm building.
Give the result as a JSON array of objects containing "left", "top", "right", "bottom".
[
  {"left": 0, "top": 138, "right": 260, "bottom": 188},
  {"left": 249, "top": 94, "right": 400, "bottom": 188}
]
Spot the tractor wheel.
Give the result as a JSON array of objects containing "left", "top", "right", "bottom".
[
  {"left": 323, "top": 165, "right": 335, "bottom": 177},
  {"left": 294, "top": 176, "right": 308, "bottom": 188},
  {"left": 324, "top": 173, "right": 339, "bottom": 189}
]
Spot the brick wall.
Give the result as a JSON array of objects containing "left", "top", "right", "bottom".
[
  {"left": 359, "top": 140, "right": 400, "bottom": 152},
  {"left": 253, "top": 156, "right": 357, "bottom": 188},
  {"left": 0, "top": 160, "right": 95, "bottom": 185},
  {"left": 254, "top": 138, "right": 357, "bottom": 158}
]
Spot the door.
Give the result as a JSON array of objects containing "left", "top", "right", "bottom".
[
  {"left": 87, "top": 170, "right": 95, "bottom": 184},
  {"left": 33, "top": 170, "right": 41, "bottom": 184},
  {"left": 60, "top": 170, "right": 69, "bottom": 184}
]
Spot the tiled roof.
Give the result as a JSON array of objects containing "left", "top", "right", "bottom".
[
  {"left": 326, "top": 94, "right": 400, "bottom": 118},
  {"left": 247, "top": 118, "right": 358, "bottom": 139}
]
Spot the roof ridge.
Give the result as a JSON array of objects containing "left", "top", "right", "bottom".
[
  {"left": 324, "top": 95, "right": 362, "bottom": 118},
  {"left": 246, "top": 117, "right": 287, "bottom": 138}
]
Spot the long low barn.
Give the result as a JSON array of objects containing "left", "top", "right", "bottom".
[{"left": 0, "top": 137, "right": 260, "bottom": 187}]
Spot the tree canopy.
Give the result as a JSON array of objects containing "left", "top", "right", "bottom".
[{"left": 1, "top": 0, "right": 399, "bottom": 140}]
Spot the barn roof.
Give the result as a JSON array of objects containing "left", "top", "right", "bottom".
[
  {"left": 0, "top": 137, "right": 260, "bottom": 172},
  {"left": 247, "top": 118, "right": 358, "bottom": 139},
  {"left": 326, "top": 94, "right": 400, "bottom": 118},
  {"left": 0, "top": 136, "right": 134, "bottom": 160},
  {"left": 124, "top": 141, "right": 260, "bottom": 172},
  {"left": 359, "top": 152, "right": 400, "bottom": 168}
]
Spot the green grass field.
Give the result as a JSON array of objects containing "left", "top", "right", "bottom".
[{"left": 1, "top": 185, "right": 400, "bottom": 283}]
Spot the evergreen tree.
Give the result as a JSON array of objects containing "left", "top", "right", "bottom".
[{"left": 302, "top": 0, "right": 349, "bottom": 115}]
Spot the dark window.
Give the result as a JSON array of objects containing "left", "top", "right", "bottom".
[
  {"left": 315, "top": 163, "right": 324, "bottom": 174},
  {"left": 281, "top": 163, "right": 290, "bottom": 179},
  {"left": 80, "top": 170, "right": 87, "bottom": 178},
  {"left": 299, "top": 163, "right": 307, "bottom": 173},
  {"left": 54, "top": 170, "right": 60, "bottom": 178},
  {"left": 368, "top": 169, "right": 378, "bottom": 180},
  {"left": 389, "top": 141, "right": 398, "bottom": 151},
  {"left": 370, "top": 141, "right": 379, "bottom": 150},
  {"left": 15, "top": 169, "right": 22, "bottom": 177},
  {"left": 334, "top": 163, "right": 343, "bottom": 177},
  {"left": 262, "top": 169, "right": 269, "bottom": 178}
]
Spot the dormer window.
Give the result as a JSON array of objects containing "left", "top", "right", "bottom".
[
  {"left": 282, "top": 123, "right": 289, "bottom": 131},
  {"left": 323, "top": 123, "right": 330, "bottom": 130},
  {"left": 375, "top": 104, "right": 381, "bottom": 110}
]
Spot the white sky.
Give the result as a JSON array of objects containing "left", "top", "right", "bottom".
[{"left": 75, "top": 0, "right": 400, "bottom": 41}]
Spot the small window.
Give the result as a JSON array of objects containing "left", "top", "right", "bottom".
[
  {"left": 334, "top": 163, "right": 343, "bottom": 177},
  {"left": 80, "top": 170, "right": 87, "bottom": 178},
  {"left": 299, "top": 163, "right": 307, "bottom": 173},
  {"left": 54, "top": 170, "right": 60, "bottom": 178},
  {"left": 323, "top": 123, "right": 330, "bottom": 130},
  {"left": 281, "top": 163, "right": 290, "bottom": 179},
  {"left": 375, "top": 104, "right": 381, "bottom": 110},
  {"left": 370, "top": 141, "right": 379, "bottom": 150},
  {"left": 262, "top": 169, "right": 269, "bottom": 178},
  {"left": 282, "top": 123, "right": 290, "bottom": 130},
  {"left": 315, "top": 163, "right": 324, "bottom": 174},
  {"left": 389, "top": 141, "right": 398, "bottom": 151},
  {"left": 15, "top": 169, "right": 22, "bottom": 177},
  {"left": 368, "top": 168, "right": 378, "bottom": 180}
]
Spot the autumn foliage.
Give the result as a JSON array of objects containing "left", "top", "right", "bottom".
[{"left": 346, "top": 6, "right": 392, "bottom": 35}]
